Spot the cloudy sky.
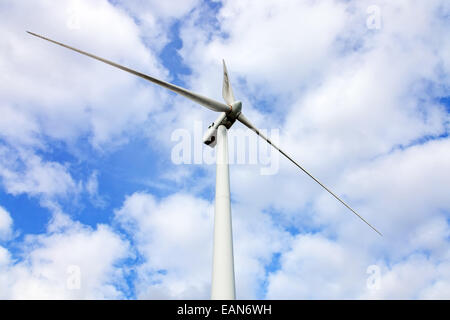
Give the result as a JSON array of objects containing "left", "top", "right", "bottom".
[{"left": 0, "top": 0, "right": 449, "bottom": 299}]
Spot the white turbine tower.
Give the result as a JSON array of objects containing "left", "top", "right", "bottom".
[{"left": 27, "top": 31, "right": 382, "bottom": 300}]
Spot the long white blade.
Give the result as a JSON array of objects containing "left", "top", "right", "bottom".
[
  {"left": 27, "top": 31, "right": 231, "bottom": 113},
  {"left": 237, "top": 113, "right": 382, "bottom": 236},
  {"left": 222, "top": 59, "right": 235, "bottom": 105}
]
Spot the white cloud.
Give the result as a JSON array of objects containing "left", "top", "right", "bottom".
[
  {"left": 179, "top": 0, "right": 350, "bottom": 99},
  {"left": 85, "top": 170, "right": 106, "bottom": 208},
  {"left": 115, "top": 192, "right": 214, "bottom": 299},
  {"left": 232, "top": 202, "right": 291, "bottom": 299},
  {"left": 0, "top": 104, "right": 41, "bottom": 147},
  {"left": 335, "top": 138, "right": 450, "bottom": 256},
  {"left": 85, "top": 171, "right": 99, "bottom": 196},
  {"left": 0, "top": 206, "right": 13, "bottom": 241},
  {"left": 1, "top": 0, "right": 169, "bottom": 149},
  {"left": 0, "top": 146, "right": 79, "bottom": 201},
  {"left": 266, "top": 234, "right": 450, "bottom": 300},
  {"left": 0, "top": 212, "right": 130, "bottom": 299},
  {"left": 112, "top": 0, "right": 202, "bottom": 52},
  {"left": 0, "top": 246, "right": 11, "bottom": 266},
  {"left": 0, "top": 0, "right": 175, "bottom": 210},
  {"left": 266, "top": 234, "right": 368, "bottom": 299},
  {"left": 361, "top": 254, "right": 450, "bottom": 299},
  {"left": 114, "top": 191, "right": 289, "bottom": 299}
]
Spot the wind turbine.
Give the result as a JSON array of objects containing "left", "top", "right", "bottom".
[{"left": 27, "top": 31, "right": 382, "bottom": 300}]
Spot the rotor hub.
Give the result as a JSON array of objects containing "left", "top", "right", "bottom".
[{"left": 219, "top": 100, "right": 242, "bottom": 129}]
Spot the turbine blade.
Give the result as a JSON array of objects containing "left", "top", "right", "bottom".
[
  {"left": 222, "top": 59, "right": 235, "bottom": 105},
  {"left": 237, "top": 113, "right": 382, "bottom": 236},
  {"left": 27, "top": 31, "right": 231, "bottom": 113}
]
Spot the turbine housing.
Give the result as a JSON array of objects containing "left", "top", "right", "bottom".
[
  {"left": 203, "top": 101, "right": 242, "bottom": 148},
  {"left": 203, "top": 112, "right": 227, "bottom": 147},
  {"left": 227, "top": 100, "right": 242, "bottom": 121}
]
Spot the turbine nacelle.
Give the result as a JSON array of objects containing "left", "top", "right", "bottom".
[
  {"left": 228, "top": 100, "right": 242, "bottom": 120},
  {"left": 203, "top": 101, "right": 242, "bottom": 148},
  {"left": 203, "top": 112, "right": 227, "bottom": 147}
]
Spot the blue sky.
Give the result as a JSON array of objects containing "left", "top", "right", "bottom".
[{"left": 0, "top": 0, "right": 449, "bottom": 299}]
